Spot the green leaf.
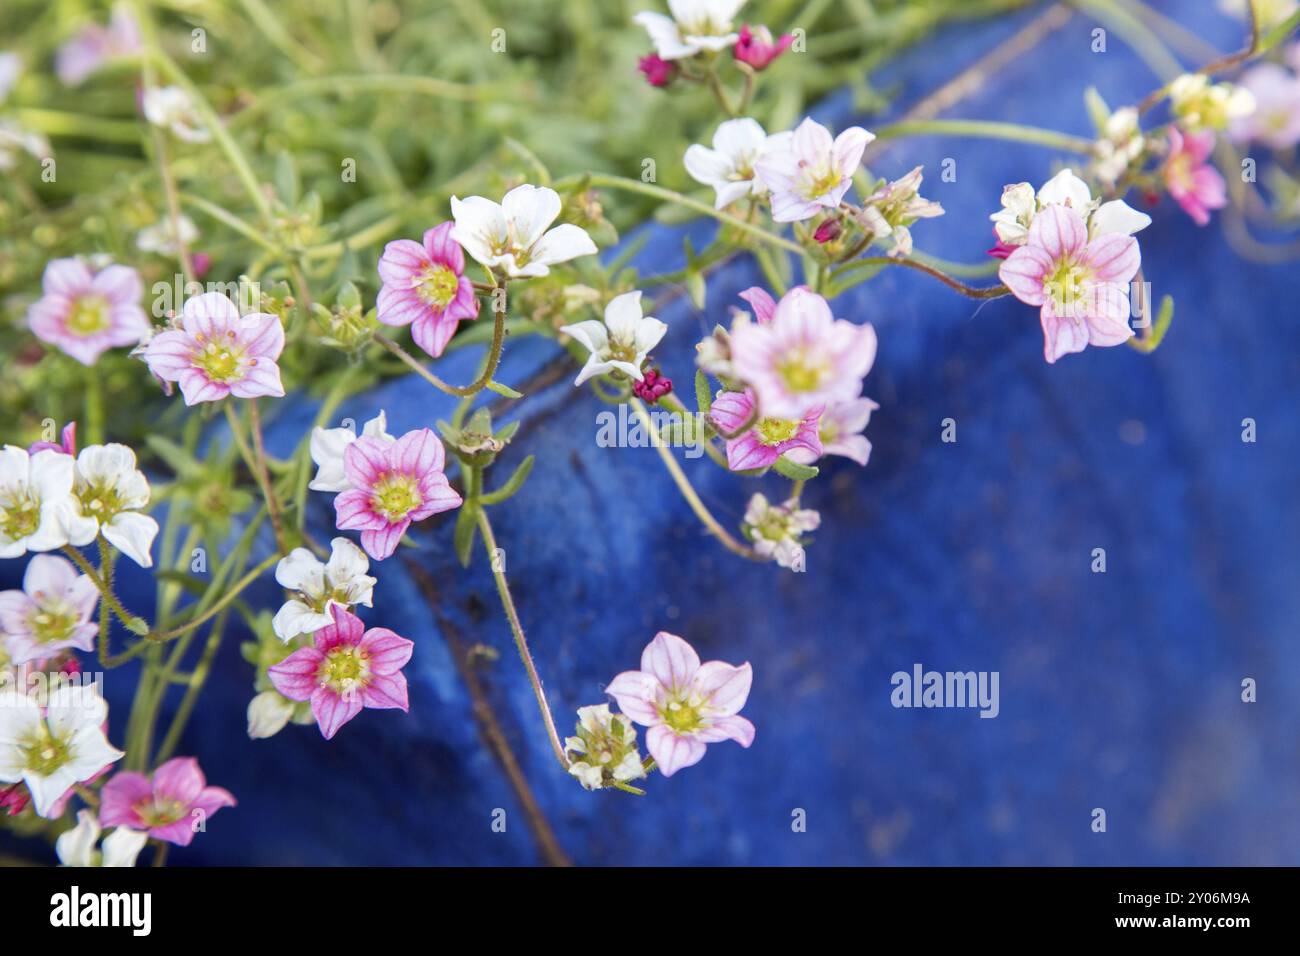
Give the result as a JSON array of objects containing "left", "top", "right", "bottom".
[
  {"left": 773, "top": 457, "right": 819, "bottom": 480},
  {"left": 486, "top": 380, "right": 524, "bottom": 399},
  {"left": 478, "top": 455, "right": 535, "bottom": 506},
  {"left": 694, "top": 369, "right": 712, "bottom": 417},
  {"left": 454, "top": 503, "right": 479, "bottom": 568},
  {"left": 495, "top": 421, "right": 521, "bottom": 444},
  {"left": 144, "top": 436, "right": 206, "bottom": 480},
  {"left": 687, "top": 270, "right": 706, "bottom": 311},
  {"left": 274, "top": 152, "right": 300, "bottom": 206}
]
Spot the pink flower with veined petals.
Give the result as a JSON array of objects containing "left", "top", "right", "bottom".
[
  {"left": 729, "top": 286, "right": 877, "bottom": 420},
  {"left": 27, "top": 259, "right": 149, "bottom": 366},
  {"left": 1163, "top": 126, "right": 1227, "bottom": 227},
  {"left": 710, "top": 389, "right": 822, "bottom": 472},
  {"left": 754, "top": 117, "right": 874, "bottom": 223},
  {"left": 0, "top": 554, "right": 98, "bottom": 665},
  {"left": 999, "top": 204, "right": 1140, "bottom": 364},
  {"left": 27, "top": 422, "right": 76, "bottom": 457},
  {"left": 99, "top": 757, "right": 234, "bottom": 847},
  {"left": 143, "top": 291, "right": 285, "bottom": 405},
  {"left": 734, "top": 25, "right": 793, "bottom": 70},
  {"left": 605, "top": 631, "right": 754, "bottom": 777},
  {"left": 268, "top": 605, "right": 414, "bottom": 740},
  {"left": 786, "top": 396, "right": 878, "bottom": 467},
  {"left": 333, "top": 428, "right": 462, "bottom": 561},
  {"left": 737, "top": 285, "right": 777, "bottom": 323},
  {"left": 377, "top": 222, "right": 480, "bottom": 359}
]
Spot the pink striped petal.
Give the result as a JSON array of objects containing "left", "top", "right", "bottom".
[
  {"left": 640, "top": 631, "right": 700, "bottom": 693},
  {"left": 646, "top": 725, "right": 707, "bottom": 776},
  {"left": 311, "top": 686, "right": 363, "bottom": 740},
  {"left": 268, "top": 646, "right": 325, "bottom": 700}
]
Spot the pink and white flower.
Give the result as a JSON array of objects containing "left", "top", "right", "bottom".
[
  {"left": 333, "top": 428, "right": 462, "bottom": 561},
  {"left": 99, "top": 757, "right": 235, "bottom": 847},
  {"left": 999, "top": 203, "right": 1141, "bottom": 363},
  {"left": 729, "top": 286, "right": 877, "bottom": 419},
  {"left": 605, "top": 631, "right": 754, "bottom": 777},
  {"left": 27, "top": 258, "right": 149, "bottom": 366},
  {"left": 786, "top": 396, "right": 878, "bottom": 467},
  {"left": 733, "top": 24, "right": 792, "bottom": 70},
  {"left": 989, "top": 168, "right": 1150, "bottom": 256},
  {"left": 377, "top": 222, "right": 480, "bottom": 358},
  {"left": 272, "top": 537, "right": 376, "bottom": 642},
  {"left": 450, "top": 185, "right": 597, "bottom": 278},
  {"left": 684, "top": 118, "right": 791, "bottom": 209},
  {"left": 634, "top": 1, "right": 746, "bottom": 61},
  {"left": 709, "top": 389, "right": 822, "bottom": 472},
  {"left": 268, "top": 605, "right": 413, "bottom": 740},
  {"left": 560, "top": 291, "right": 667, "bottom": 386},
  {"left": 1232, "top": 62, "right": 1300, "bottom": 149},
  {"left": 55, "top": 4, "right": 141, "bottom": 87},
  {"left": 1163, "top": 127, "right": 1227, "bottom": 226},
  {"left": 143, "top": 291, "right": 285, "bottom": 405},
  {"left": 62, "top": 443, "right": 159, "bottom": 568},
  {"left": 56, "top": 809, "right": 148, "bottom": 867},
  {"left": 0, "top": 684, "right": 124, "bottom": 818},
  {"left": 755, "top": 117, "right": 874, "bottom": 222},
  {"left": 309, "top": 411, "right": 395, "bottom": 494},
  {"left": 0, "top": 555, "right": 98, "bottom": 665},
  {"left": 0, "top": 447, "right": 76, "bottom": 559}
]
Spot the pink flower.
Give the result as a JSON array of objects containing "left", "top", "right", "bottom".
[
  {"left": 737, "top": 285, "right": 776, "bottom": 323},
  {"left": 333, "top": 428, "right": 462, "bottom": 561},
  {"left": 28, "top": 422, "right": 76, "bottom": 457},
  {"left": 638, "top": 54, "right": 677, "bottom": 88},
  {"left": 786, "top": 397, "right": 878, "bottom": 467},
  {"left": 729, "top": 286, "right": 877, "bottom": 419},
  {"left": 734, "top": 25, "right": 792, "bottom": 70},
  {"left": 999, "top": 204, "right": 1140, "bottom": 363},
  {"left": 27, "top": 258, "right": 149, "bottom": 366},
  {"left": 605, "top": 632, "right": 754, "bottom": 777},
  {"left": 1232, "top": 63, "right": 1300, "bottom": 149},
  {"left": 0, "top": 782, "right": 29, "bottom": 816},
  {"left": 99, "top": 757, "right": 235, "bottom": 847},
  {"left": 754, "top": 117, "right": 874, "bottom": 222},
  {"left": 268, "top": 605, "right": 413, "bottom": 740},
  {"left": 1163, "top": 127, "right": 1227, "bottom": 226},
  {"left": 0, "top": 555, "right": 98, "bottom": 665},
  {"left": 55, "top": 5, "right": 141, "bottom": 87},
  {"left": 710, "top": 389, "right": 822, "bottom": 471},
  {"left": 377, "top": 222, "right": 479, "bottom": 359},
  {"left": 143, "top": 292, "right": 285, "bottom": 404},
  {"left": 813, "top": 217, "right": 842, "bottom": 243}
]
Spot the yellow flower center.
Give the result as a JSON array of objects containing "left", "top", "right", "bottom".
[
  {"left": 319, "top": 645, "right": 371, "bottom": 697},
  {"left": 194, "top": 331, "right": 247, "bottom": 383},
  {"left": 30, "top": 603, "right": 78, "bottom": 645},
  {"left": 416, "top": 265, "right": 459, "bottom": 308},
  {"left": 777, "top": 351, "right": 829, "bottom": 393},
  {"left": 0, "top": 491, "right": 41, "bottom": 542},
  {"left": 660, "top": 696, "right": 703, "bottom": 735},
  {"left": 67, "top": 296, "right": 111, "bottom": 337},
  {"left": 1045, "top": 258, "right": 1094, "bottom": 316},
  {"left": 757, "top": 417, "right": 800, "bottom": 445},
  {"left": 22, "top": 729, "right": 71, "bottom": 776},
  {"left": 371, "top": 473, "right": 422, "bottom": 522}
]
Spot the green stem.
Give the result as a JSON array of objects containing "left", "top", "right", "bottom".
[
  {"left": 628, "top": 398, "right": 758, "bottom": 560},
  {"left": 146, "top": 553, "right": 279, "bottom": 643},
  {"left": 62, "top": 544, "right": 148, "bottom": 637},
  {"left": 473, "top": 502, "right": 569, "bottom": 769},
  {"left": 374, "top": 305, "right": 506, "bottom": 397},
  {"left": 870, "top": 118, "right": 1093, "bottom": 153}
]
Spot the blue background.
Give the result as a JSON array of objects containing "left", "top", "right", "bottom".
[{"left": 5, "top": 2, "right": 1299, "bottom": 865}]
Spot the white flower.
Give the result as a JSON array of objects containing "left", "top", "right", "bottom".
[
  {"left": 142, "top": 85, "right": 211, "bottom": 143},
  {"left": 0, "top": 447, "right": 75, "bottom": 559},
  {"left": 684, "top": 118, "right": 791, "bottom": 209},
  {"left": 1091, "top": 106, "right": 1146, "bottom": 186},
  {"left": 0, "top": 684, "right": 124, "bottom": 818},
  {"left": 1169, "top": 73, "right": 1256, "bottom": 132},
  {"left": 62, "top": 444, "right": 159, "bottom": 568},
  {"left": 271, "top": 537, "right": 376, "bottom": 642},
  {"left": 742, "top": 493, "right": 819, "bottom": 569},
  {"left": 564, "top": 704, "right": 645, "bottom": 791},
  {"left": 309, "top": 411, "right": 395, "bottom": 493},
  {"left": 56, "top": 809, "right": 147, "bottom": 867},
  {"left": 560, "top": 291, "right": 667, "bottom": 386},
  {"left": 450, "top": 185, "right": 597, "bottom": 278},
  {"left": 991, "top": 168, "right": 1151, "bottom": 249},
  {"left": 634, "top": 0, "right": 747, "bottom": 60},
  {"left": 246, "top": 690, "right": 296, "bottom": 740},
  {"left": 136, "top": 215, "right": 199, "bottom": 257}
]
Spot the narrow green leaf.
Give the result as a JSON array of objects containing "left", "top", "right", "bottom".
[
  {"left": 694, "top": 369, "right": 712, "bottom": 417},
  {"left": 454, "top": 503, "right": 479, "bottom": 568},
  {"left": 486, "top": 380, "right": 524, "bottom": 399},
  {"left": 478, "top": 455, "right": 535, "bottom": 506},
  {"left": 773, "top": 457, "right": 819, "bottom": 480}
]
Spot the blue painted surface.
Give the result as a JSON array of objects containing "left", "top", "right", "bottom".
[{"left": 6, "top": 3, "right": 1299, "bottom": 865}]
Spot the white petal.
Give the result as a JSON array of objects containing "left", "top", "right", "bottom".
[
  {"left": 1037, "top": 168, "right": 1092, "bottom": 210},
  {"left": 275, "top": 547, "right": 325, "bottom": 593},
  {"left": 56, "top": 809, "right": 102, "bottom": 866},
  {"left": 1091, "top": 199, "right": 1151, "bottom": 237},
  {"left": 247, "top": 690, "right": 295, "bottom": 739},
  {"left": 559, "top": 320, "right": 608, "bottom": 355},
  {"left": 271, "top": 599, "right": 332, "bottom": 642},
  {"left": 102, "top": 511, "right": 158, "bottom": 567},
  {"left": 530, "top": 223, "right": 598, "bottom": 266},
  {"left": 450, "top": 195, "right": 509, "bottom": 266},
  {"left": 502, "top": 184, "right": 561, "bottom": 251},
  {"left": 603, "top": 291, "right": 644, "bottom": 343},
  {"left": 101, "top": 827, "right": 148, "bottom": 866}
]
